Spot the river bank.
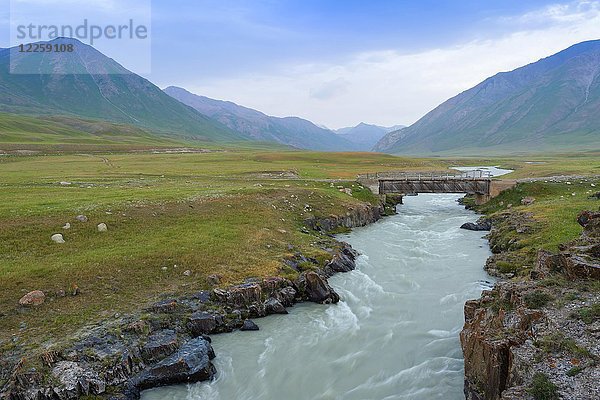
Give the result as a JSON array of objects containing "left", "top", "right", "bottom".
[
  {"left": 0, "top": 191, "right": 402, "bottom": 399},
  {"left": 143, "top": 193, "right": 494, "bottom": 400},
  {"left": 459, "top": 180, "right": 600, "bottom": 400}
]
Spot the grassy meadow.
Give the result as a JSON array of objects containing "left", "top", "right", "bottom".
[{"left": 1, "top": 141, "right": 599, "bottom": 355}]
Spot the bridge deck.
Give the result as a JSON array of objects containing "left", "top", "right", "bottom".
[{"left": 357, "top": 171, "right": 493, "bottom": 196}]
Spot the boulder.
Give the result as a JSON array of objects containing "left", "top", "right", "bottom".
[
  {"left": 19, "top": 290, "right": 45, "bottom": 306},
  {"left": 324, "top": 245, "right": 357, "bottom": 275},
  {"left": 577, "top": 210, "right": 600, "bottom": 237},
  {"left": 141, "top": 329, "right": 179, "bottom": 363},
  {"left": 207, "top": 274, "right": 221, "bottom": 286},
  {"left": 97, "top": 223, "right": 108, "bottom": 232},
  {"left": 187, "top": 312, "right": 223, "bottom": 336},
  {"left": 264, "top": 297, "right": 287, "bottom": 315},
  {"left": 133, "top": 337, "right": 216, "bottom": 391},
  {"left": 296, "top": 271, "right": 340, "bottom": 304},
  {"left": 240, "top": 319, "right": 259, "bottom": 331},
  {"left": 460, "top": 218, "right": 492, "bottom": 231},
  {"left": 278, "top": 286, "right": 297, "bottom": 307},
  {"left": 51, "top": 233, "right": 65, "bottom": 243}
]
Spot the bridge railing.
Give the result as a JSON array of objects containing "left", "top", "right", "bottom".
[{"left": 358, "top": 170, "right": 492, "bottom": 181}]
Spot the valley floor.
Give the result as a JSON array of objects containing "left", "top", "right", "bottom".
[{"left": 0, "top": 145, "right": 599, "bottom": 398}]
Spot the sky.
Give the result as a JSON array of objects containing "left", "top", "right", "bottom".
[{"left": 2, "top": 0, "right": 600, "bottom": 128}]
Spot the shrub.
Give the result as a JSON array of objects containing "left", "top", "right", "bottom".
[
  {"left": 524, "top": 290, "right": 553, "bottom": 309},
  {"left": 496, "top": 260, "right": 518, "bottom": 274},
  {"left": 577, "top": 303, "right": 600, "bottom": 324},
  {"left": 529, "top": 373, "right": 559, "bottom": 400}
]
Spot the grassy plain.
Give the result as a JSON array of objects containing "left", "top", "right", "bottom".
[{"left": 1, "top": 143, "right": 599, "bottom": 356}]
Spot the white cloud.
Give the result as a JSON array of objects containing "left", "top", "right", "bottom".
[{"left": 181, "top": 0, "right": 600, "bottom": 128}]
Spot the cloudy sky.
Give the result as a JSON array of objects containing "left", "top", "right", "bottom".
[{"left": 3, "top": 0, "right": 600, "bottom": 128}]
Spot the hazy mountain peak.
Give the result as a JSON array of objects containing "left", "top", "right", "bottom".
[
  {"left": 165, "top": 86, "right": 357, "bottom": 151},
  {"left": 336, "top": 122, "right": 405, "bottom": 149}
]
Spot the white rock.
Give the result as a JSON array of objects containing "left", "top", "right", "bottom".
[
  {"left": 75, "top": 215, "right": 88, "bottom": 222},
  {"left": 97, "top": 223, "right": 108, "bottom": 232},
  {"left": 183, "top": 270, "right": 191, "bottom": 276},
  {"left": 59, "top": 181, "right": 72, "bottom": 186},
  {"left": 51, "top": 234, "right": 65, "bottom": 244},
  {"left": 63, "top": 223, "right": 71, "bottom": 230}
]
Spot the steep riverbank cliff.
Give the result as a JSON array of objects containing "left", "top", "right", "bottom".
[{"left": 461, "top": 208, "right": 600, "bottom": 400}]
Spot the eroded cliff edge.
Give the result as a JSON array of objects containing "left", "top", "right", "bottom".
[{"left": 461, "top": 205, "right": 600, "bottom": 400}]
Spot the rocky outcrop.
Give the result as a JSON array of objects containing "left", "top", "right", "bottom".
[
  {"left": 132, "top": 337, "right": 216, "bottom": 394},
  {"left": 461, "top": 209, "right": 600, "bottom": 400},
  {"left": 460, "top": 283, "right": 544, "bottom": 400},
  {"left": 304, "top": 195, "right": 402, "bottom": 233}
]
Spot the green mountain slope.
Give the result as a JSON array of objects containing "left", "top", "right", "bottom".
[
  {"left": 0, "top": 112, "right": 182, "bottom": 146},
  {"left": 0, "top": 38, "right": 242, "bottom": 142},
  {"left": 164, "top": 86, "right": 358, "bottom": 151},
  {"left": 374, "top": 40, "right": 600, "bottom": 154}
]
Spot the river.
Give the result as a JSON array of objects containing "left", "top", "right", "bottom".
[{"left": 142, "top": 192, "right": 496, "bottom": 400}]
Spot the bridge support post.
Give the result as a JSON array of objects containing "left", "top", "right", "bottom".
[{"left": 475, "top": 193, "right": 490, "bottom": 205}]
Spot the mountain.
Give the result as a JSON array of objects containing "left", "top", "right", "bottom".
[
  {"left": 374, "top": 40, "right": 600, "bottom": 154},
  {"left": 335, "top": 123, "right": 405, "bottom": 149},
  {"left": 0, "top": 38, "right": 242, "bottom": 142},
  {"left": 164, "top": 86, "right": 358, "bottom": 151}
]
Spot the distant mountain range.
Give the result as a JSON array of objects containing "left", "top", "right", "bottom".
[
  {"left": 2, "top": 37, "right": 599, "bottom": 154},
  {"left": 374, "top": 40, "right": 600, "bottom": 154},
  {"left": 164, "top": 86, "right": 358, "bottom": 151},
  {"left": 335, "top": 123, "right": 405, "bottom": 149},
  {"left": 0, "top": 38, "right": 241, "bottom": 142}
]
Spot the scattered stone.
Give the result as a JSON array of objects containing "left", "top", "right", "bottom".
[
  {"left": 183, "top": 270, "right": 191, "bottom": 276},
  {"left": 57, "top": 289, "right": 66, "bottom": 297},
  {"left": 521, "top": 196, "right": 535, "bottom": 206},
  {"left": 97, "top": 223, "right": 108, "bottom": 232},
  {"left": 277, "top": 229, "right": 287, "bottom": 234},
  {"left": 240, "top": 319, "right": 259, "bottom": 331},
  {"left": 19, "top": 290, "right": 45, "bottom": 306},
  {"left": 51, "top": 233, "right": 65, "bottom": 244},
  {"left": 62, "top": 223, "right": 71, "bottom": 229},
  {"left": 70, "top": 284, "right": 80, "bottom": 296},
  {"left": 59, "top": 181, "right": 72, "bottom": 186},
  {"left": 76, "top": 215, "right": 88, "bottom": 222},
  {"left": 207, "top": 274, "right": 221, "bottom": 286}
]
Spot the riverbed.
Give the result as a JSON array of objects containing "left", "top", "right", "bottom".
[{"left": 142, "top": 193, "right": 494, "bottom": 400}]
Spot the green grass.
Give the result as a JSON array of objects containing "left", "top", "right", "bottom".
[
  {"left": 529, "top": 373, "right": 559, "bottom": 400},
  {"left": 573, "top": 303, "right": 600, "bottom": 324},
  {"left": 1, "top": 144, "right": 599, "bottom": 365},
  {"left": 0, "top": 148, "right": 457, "bottom": 351}
]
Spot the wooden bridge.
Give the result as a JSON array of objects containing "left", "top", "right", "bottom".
[{"left": 357, "top": 171, "right": 515, "bottom": 204}]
